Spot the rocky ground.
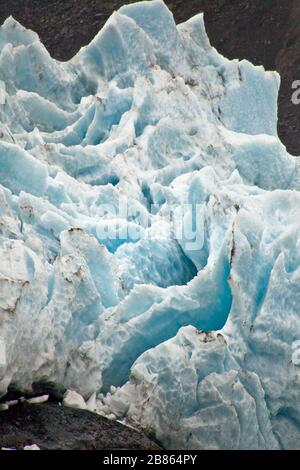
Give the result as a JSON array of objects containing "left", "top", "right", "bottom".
[
  {"left": 0, "top": 402, "right": 160, "bottom": 450},
  {"left": 0, "top": 0, "right": 299, "bottom": 154}
]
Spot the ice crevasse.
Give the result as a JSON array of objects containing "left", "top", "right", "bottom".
[{"left": 0, "top": 0, "right": 300, "bottom": 450}]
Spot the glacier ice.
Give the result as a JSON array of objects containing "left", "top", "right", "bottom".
[{"left": 0, "top": 0, "right": 300, "bottom": 450}]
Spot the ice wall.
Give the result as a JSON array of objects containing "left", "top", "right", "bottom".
[{"left": 0, "top": 0, "right": 300, "bottom": 449}]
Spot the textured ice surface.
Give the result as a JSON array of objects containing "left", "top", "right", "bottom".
[{"left": 0, "top": 0, "right": 300, "bottom": 450}]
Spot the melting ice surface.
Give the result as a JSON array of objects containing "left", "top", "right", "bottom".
[{"left": 0, "top": 0, "right": 300, "bottom": 450}]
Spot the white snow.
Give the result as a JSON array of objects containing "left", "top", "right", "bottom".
[
  {"left": 26, "top": 394, "right": 49, "bottom": 405},
  {"left": 62, "top": 390, "right": 87, "bottom": 410},
  {"left": 23, "top": 444, "right": 40, "bottom": 450}
]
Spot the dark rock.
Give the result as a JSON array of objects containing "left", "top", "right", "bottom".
[{"left": 0, "top": 402, "right": 161, "bottom": 450}]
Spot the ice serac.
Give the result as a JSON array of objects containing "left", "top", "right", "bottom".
[{"left": 0, "top": 0, "right": 300, "bottom": 450}]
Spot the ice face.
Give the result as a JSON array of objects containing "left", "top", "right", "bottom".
[{"left": 0, "top": 0, "right": 300, "bottom": 450}]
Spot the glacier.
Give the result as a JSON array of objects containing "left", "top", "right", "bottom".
[{"left": 0, "top": 0, "right": 300, "bottom": 450}]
